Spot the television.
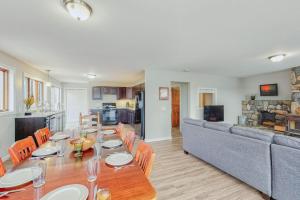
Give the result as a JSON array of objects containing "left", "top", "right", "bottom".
[
  {"left": 204, "top": 105, "right": 224, "bottom": 122},
  {"left": 260, "top": 84, "right": 278, "bottom": 96}
]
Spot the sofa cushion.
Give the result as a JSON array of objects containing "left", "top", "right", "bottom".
[
  {"left": 274, "top": 134, "right": 300, "bottom": 150},
  {"left": 231, "top": 126, "right": 274, "bottom": 143},
  {"left": 183, "top": 118, "right": 206, "bottom": 127},
  {"left": 203, "top": 122, "right": 232, "bottom": 133}
]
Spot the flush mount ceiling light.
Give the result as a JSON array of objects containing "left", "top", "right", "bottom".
[
  {"left": 87, "top": 73, "right": 96, "bottom": 79},
  {"left": 268, "top": 54, "right": 286, "bottom": 62},
  {"left": 63, "top": 0, "right": 92, "bottom": 21}
]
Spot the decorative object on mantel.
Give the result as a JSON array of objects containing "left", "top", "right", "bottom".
[
  {"left": 159, "top": 87, "right": 169, "bottom": 100},
  {"left": 24, "top": 96, "right": 34, "bottom": 116},
  {"left": 250, "top": 95, "right": 256, "bottom": 100}
]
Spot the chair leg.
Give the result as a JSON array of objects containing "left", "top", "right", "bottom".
[{"left": 184, "top": 150, "right": 189, "bottom": 155}]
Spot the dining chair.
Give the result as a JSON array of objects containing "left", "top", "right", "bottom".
[
  {"left": 115, "top": 122, "right": 125, "bottom": 140},
  {"left": 124, "top": 131, "right": 136, "bottom": 152},
  {"left": 34, "top": 127, "right": 52, "bottom": 146},
  {"left": 8, "top": 136, "right": 37, "bottom": 166},
  {"left": 80, "top": 112, "right": 100, "bottom": 129},
  {"left": 135, "top": 141, "right": 156, "bottom": 178},
  {"left": 0, "top": 157, "right": 6, "bottom": 177}
]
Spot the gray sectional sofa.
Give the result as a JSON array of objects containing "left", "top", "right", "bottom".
[{"left": 182, "top": 118, "right": 300, "bottom": 200}]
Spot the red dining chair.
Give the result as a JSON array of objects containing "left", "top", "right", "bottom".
[
  {"left": 0, "top": 157, "right": 6, "bottom": 177},
  {"left": 34, "top": 127, "right": 52, "bottom": 146},
  {"left": 135, "top": 141, "right": 155, "bottom": 178},
  {"left": 124, "top": 131, "right": 136, "bottom": 153},
  {"left": 8, "top": 136, "right": 37, "bottom": 166}
]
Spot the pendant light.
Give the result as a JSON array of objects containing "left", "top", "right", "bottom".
[{"left": 45, "top": 70, "right": 52, "bottom": 87}]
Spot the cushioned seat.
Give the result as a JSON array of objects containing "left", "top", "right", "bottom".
[
  {"left": 183, "top": 118, "right": 206, "bottom": 127},
  {"left": 273, "top": 134, "right": 300, "bottom": 150},
  {"left": 203, "top": 122, "right": 232, "bottom": 133}
]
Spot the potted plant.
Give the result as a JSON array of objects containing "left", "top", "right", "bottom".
[{"left": 24, "top": 96, "right": 34, "bottom": 115}]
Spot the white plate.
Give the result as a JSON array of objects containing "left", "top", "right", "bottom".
[
  {"left": 101, "top": 130, "right": 116, "bottom": 135},
  {"left": 85, "top": 128, "right": 98, "bottom": 133},
  {"left": 49, "top": 134, "right": 70, "bottom": 141},
  {"left": 41, "top": 184, "right": 88, "bottom": 200},
  {"left": 102, "top": 139, "right": 122, "bottom": 149},
  {"left": 32, "top": 147, "right": 57, "bottom": 157},
  {"left": 0, "top": 167, "right": 41, "bottom": 188},
  {"left": 105, "top": 152, "right": 133, "bottom": 167}
]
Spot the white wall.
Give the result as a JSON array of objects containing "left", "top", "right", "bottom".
[
  {"left": 0, "top": 51, "right": 60, "bottom": 159},
  {"left": 240, "top": 69, "right": 291, "bottom": 100},
  {"left": 145, "top": 69, "right": 243, "bottom": 141}
]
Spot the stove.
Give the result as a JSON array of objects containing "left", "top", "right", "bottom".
[{"left": 102, "top": 103, "right": 118, "bottom": 125}]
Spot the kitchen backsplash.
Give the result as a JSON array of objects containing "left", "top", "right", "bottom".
[{"left": 116, "top": 99, "right": 136, "bottom": 109}]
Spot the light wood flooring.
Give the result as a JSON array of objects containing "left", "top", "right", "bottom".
[{"left": 149, "top": 137, "right": 264, "bottom": 200}]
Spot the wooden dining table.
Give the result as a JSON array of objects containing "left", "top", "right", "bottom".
[{"left": 0, "top": 132, "right": 156, "bottom": 200}]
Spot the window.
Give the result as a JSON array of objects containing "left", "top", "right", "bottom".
[
  {"left": 0, "top": 67, "right": 9, "bottom": 111},
  {"left": 51, "top": 87, "right": 61, "bottom": 111},
  {"left": 24, "top": 77, "right": 44, "bottom": 106}
]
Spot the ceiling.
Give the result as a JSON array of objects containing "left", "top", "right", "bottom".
[{"left": 0, "top": 0, "right": 300, "bottom": 83}]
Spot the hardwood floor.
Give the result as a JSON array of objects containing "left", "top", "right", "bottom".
[{"left": 149, "top": 137, "right": 264, "bottom": 200}]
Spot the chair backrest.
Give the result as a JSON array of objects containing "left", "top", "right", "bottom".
[
  {"left": 34, "top": 127, "right": 51, "bottom": 146},
  {"left": 116, "top": 123, "right": 125, "bottom": 140},
  {"left": 124, "top": 131, "right": 136, "bottom": 152},
  {"left": 8, "top": 136, "right": 37, "bottom": 166},
  {"left": 80, "top": 112, "right": 100, "bottom": 129},
  {"left": 0, "top": 157, "right": 6, "bottom": 177},
  {"left": 135, "top": 141, "right": 155, "bottom": 178}
]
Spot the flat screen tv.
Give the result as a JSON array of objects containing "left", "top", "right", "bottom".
[
  {"left": 260, "top": 84, "right": 278, "bottom": 96},
  {"left": 204, "top": 105, "right": 224, "bottom": 122}
]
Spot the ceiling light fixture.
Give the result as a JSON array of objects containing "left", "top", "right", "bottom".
[
  {"left": 63, "top": 0, "right": 92, "bottom": 21},
  {"left": 87, "top": 73, "right": 96, "bottom": 79},
  {"left": 268, "top": 54, "right": 286, "bottom": 62},
  {"left": 45, "top": 70, "right": 52, "bottom": 87}
]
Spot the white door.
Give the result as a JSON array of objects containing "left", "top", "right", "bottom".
[{"left": 64, "top": 88, "right": 88, "bottom": 129}]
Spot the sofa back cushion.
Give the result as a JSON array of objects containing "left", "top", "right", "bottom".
[
  {"left": 231, "top": 126, "right": 274, "bottom": 143},
  {"left": 203, "top": 122, "right": 232, "bottom": 133},
  {"left": 274, "top": 134, "right": 300, "bottom": 150},
  {"left": 183, "top": 118, "right": 206, "bottom": 127}
]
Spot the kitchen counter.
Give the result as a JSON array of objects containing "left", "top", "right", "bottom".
[{"left": 15, "top": 111, "right": 64, "bottom": 118}]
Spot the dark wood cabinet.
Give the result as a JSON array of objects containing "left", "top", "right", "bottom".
[
  {"left": 126, "top": 87, "right": 133, "bottom": 99},
  {"left": 117, "top": 109, "right": 128, "bottom": 123},
  {"left": 127, "top": 110, "right": 136, "bottom": 124},
  {"left": 117, "top": 87, "right": 127, "bottom": 100},
  {"left": 102, "top": 87, "right": 117, "bottom": 95},
  {"left": 92, "top": 87, "right": 102, "bottom": 100}
]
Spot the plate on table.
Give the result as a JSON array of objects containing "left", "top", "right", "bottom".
[
  {"left": 49, "top": 133, "right": 70, "bottom": 141},
  {"left": 101, "top": 130, "right": 116, "bottom": 135},
  {"left": 32, "top": 147, "right": 58, "bottom": 157},
  {"left": 0, "top": 167, "right": 41, "bottom": 188},
  {"left": 105, "top": 152, "right": 133, "bottom": 167},
  {"left": 102, "top": 139, "right": 122, "bottom": 149},
  {"left": 40, "top": 184, "right": 88, "bottom": 200},
  {"left": 85, "top": 128, "right": 98, "bottom": 133}
]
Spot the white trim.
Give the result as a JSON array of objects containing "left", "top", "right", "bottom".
[{"left": 145, "top": 137, "right": 172, "bottom": 143}]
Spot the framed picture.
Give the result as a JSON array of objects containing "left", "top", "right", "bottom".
[{"left": 159, "top": 87, "right": 169, "bottom": 100}]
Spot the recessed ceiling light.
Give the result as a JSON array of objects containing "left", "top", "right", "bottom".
[
  {"left": 87, "top": 73, "right": 96, "bottom": 79},
  {"left": 268, "top": 54, "right": 286, "bottom": 62},
  {"left": 63, "top": 0, "right": 92, "bottom": 21}
]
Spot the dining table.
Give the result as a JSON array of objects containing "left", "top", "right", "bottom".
[{"left": 0, "top": 131, "right": 156, "bottom": 200}]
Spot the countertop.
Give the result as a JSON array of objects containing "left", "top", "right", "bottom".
[{"left": 15, "top": 111, "right": 64, "bottom": 119}]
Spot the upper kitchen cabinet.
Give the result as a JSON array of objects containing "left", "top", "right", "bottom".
[
  {"left": 126, "top": 87, "right": 133, "bottom": 99},
  {"left": 102, "top": 87, "right": 117, "bottom": 95},
  {"left": 92, "top": 87, "right": 102, "bottom": 100},
  {"left": 117, "top": 87, "right": 127, "bottom": 100}
]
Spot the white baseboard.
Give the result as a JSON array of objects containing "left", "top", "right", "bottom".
[{"left": 145, "top": 137, "right": 172, "bottom": 143}]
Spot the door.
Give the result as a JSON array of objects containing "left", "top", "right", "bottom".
[
  {"left": 172, "top": 87, "right": 180, "bottom": 127},
  {"left": 64, "top": 88, "right": 88, "bottom": 129}
]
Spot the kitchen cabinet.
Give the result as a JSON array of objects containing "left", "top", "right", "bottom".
[
  {"left": 117, "top": 109, "right": 128, "bottom": 123},
  {"left": 92, "top": 87, "right": 102, "bottom": 100},
  {"left": 117, "top": 87, "right": 127, "bottom": 100},
  {"left": 126, "top": 87, "right": 133, "bottom": 99},
  {"left": 102, "top": 87, "right": 117, "bottom": 95},
  {"left": 127, "top": 110, "right": 136, "bottom": 125}
]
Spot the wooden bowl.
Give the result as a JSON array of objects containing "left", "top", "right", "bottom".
[{"left": 70, "top": 137, "right": 96, "bottom": 151}]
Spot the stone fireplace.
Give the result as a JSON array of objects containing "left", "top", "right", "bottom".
[{"left": 242, "top": 100, "right": 291, "bottom": 129}]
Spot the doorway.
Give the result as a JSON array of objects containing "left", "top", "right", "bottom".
[
  {"left": 64, "top": 88, "right": 88, "bottom": 129},
  {"left": 171, "top": 82, "right": 189, "bottom": 138}
]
